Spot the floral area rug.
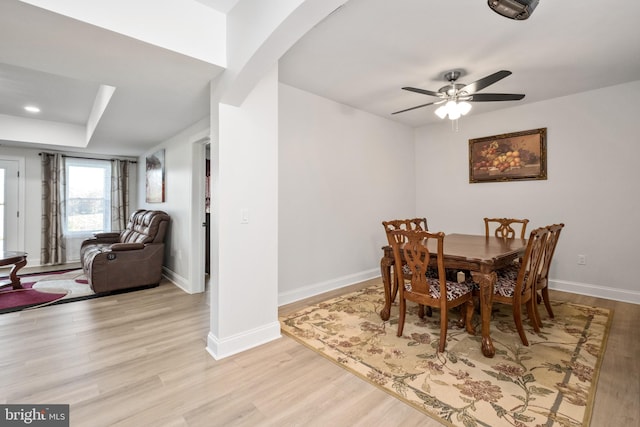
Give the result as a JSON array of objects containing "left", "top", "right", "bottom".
[{"left": 280, "top": 285, "right": 612, "bottom": 427}]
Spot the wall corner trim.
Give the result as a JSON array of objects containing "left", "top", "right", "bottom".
[{"left": 206, "top": 321, "right": 281, "bottom": 360}]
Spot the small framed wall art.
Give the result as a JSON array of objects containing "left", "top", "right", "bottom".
[
  {"left": 145, "top": 149, "right": 165, "bottom": 202},
  {"left": 469, "top": 128, "right": 547, "bottom": 183}
]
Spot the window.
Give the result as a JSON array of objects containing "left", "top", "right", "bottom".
[{"left": 64, "top": 158, "right": 111, "bottom": 236}]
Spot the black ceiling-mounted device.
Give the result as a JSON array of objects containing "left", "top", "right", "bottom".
[{"left": 488, "top": 0, "right": 539, "bottom": 20}]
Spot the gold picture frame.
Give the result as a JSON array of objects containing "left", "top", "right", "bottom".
[{"left": 469, "top": 128, "right": 547, "bottom": 183}]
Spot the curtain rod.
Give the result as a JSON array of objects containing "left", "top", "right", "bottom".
[{"left": 39, "top": 152, "right": 137, "bottom": 164}]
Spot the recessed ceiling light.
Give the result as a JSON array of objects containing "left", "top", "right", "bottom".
[{"left": 24, "top": 105, "right": 41, "bottom": 113}]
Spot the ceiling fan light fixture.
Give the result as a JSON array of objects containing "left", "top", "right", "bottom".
[
  {"left": 394, "top": 69, "right": 524, "bottom": 121},
  {"left": 458, "top": 101, "right": 472, "bottom": 115},
  {"left": 488, "top": 0, "right": 539, "bottom": 20},
  {"left": 447, "top": 108, "right": 461, "bottom": 121},
  {"left": 434, "top": 100, "right": 471, "bottom": 120}
]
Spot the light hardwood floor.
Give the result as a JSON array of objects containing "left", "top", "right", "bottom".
[{"left": 0, "top": 276, "right": 638, "bottom": 426}]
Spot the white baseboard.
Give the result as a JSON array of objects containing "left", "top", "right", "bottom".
[
  {"left": 277, "top": 271, "right": 640, "bottom": 307},
  {"left": 550, "top": 279, "right": 640, "bottom": 305},
  {"left": 161, "top": 266, "right": 192, "bottom": 293},
  {"left": 27, "top": 257, "right": 42, "bottom": 267},
  {"left": 278, "top": 268, "right": 380, "bottom": 306},
  {"left": 206, "top": 321, "right": 281, "bottom": 360}
]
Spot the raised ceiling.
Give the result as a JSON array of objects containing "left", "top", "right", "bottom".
[
  {"left": 280, "top": 0, "right": 640, "bottom": 127},
  {"left": 0, "top": 0, "right": 227, "bottom": 156}
]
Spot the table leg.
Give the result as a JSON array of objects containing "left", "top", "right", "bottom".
[
  {"left": 380, "top": 256, "right": 393, "bottom": 321},
  {"left": 470, "top": 270, "right": 496, "bottom": 358},
  {"left": 9, "top": 257, "right": 27, "bottom": 289}
]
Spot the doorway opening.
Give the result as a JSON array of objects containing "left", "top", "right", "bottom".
[
  {"left": 0, "top": 158, "right": 23, "bottom": 252},
  {"left": 204, "top": 143, "right": 211, "bottom": 288}
]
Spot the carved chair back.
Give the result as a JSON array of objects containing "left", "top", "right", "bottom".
[
  {"left": 382, "top": 218, "right": 428, "bottom": 245},
  {"left": 533, "top": 223, "right": 565, "bottom": 325},
  {"left": 484, "top": 217, "right": 529, "bottom": 239},
  {"left": 538, "top": 223, "right": 564, "bottom": 284},
  {"left": 516, "top": 226, "right": 548, "bottom": 300},
  {"left": 388, "top": 229, "right": 444, "bottom": 299}
]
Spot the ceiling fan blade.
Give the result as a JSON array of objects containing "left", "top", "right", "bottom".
[
  {"left": 402, "top": 87, "right": 442, "bottom": 97},
  {"left": 391, "top": 101, "right": 437, "bottom": 115},
  {"left": 460, "top": 70, "right": 512, "bottom": 94},
  {"left": 468, "top": 93, "right": 525, "bottom": 102}
]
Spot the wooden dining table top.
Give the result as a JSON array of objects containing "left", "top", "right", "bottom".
[
  {"left": 425, "top": 233, "right": 526, "bottom": 261},
  {"left": 382, "top": 233, "right": 527, "bottom": 271}
]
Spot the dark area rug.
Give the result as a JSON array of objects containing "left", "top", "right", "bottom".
[{"left": 0, "top": 269, "right": 155, "bottom": 314}]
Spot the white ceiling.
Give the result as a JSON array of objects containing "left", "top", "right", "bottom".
[
  {"left": 0, "top": 0, "right": 227, "bottom": 156},
  {"left": 1, "top": 0, "right": 639, "bottom": 156},
  {"left": 280, "top": 0, "right": 640, "bottom": 127},
  {"left": 194, "top": 0, "right": 240, "bottom": 14}
]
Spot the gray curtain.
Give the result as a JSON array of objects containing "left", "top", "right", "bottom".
[
  {"left": 111, "top": 159, "right": 131, "bottom": 232},
  {"left": 41, "top": 153, "right": 66, "bottom": 265}
]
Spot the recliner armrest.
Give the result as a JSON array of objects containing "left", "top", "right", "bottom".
[
  {"left": 110, "top": 242, "right": 145, "bottom": 251},
  {"left": 81, "top": 234, "right": 120, "bottom": 250},
  {"left": 93, "top": 232, "right": 121, "bottom": 239}
]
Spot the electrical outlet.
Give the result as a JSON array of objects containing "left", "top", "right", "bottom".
[{"left": 577, "top": 255, "right": 586, "bottom": 265}]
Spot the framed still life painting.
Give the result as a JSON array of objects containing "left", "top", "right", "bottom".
[
  {"left": 469, "top": 128, "right": 547, "bottom": 183},
  {"left": 145, "top": 149, "right": 165, "bottom": 202}
]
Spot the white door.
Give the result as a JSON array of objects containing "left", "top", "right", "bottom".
[{"left": 0, "top": 159, "right": 20, "bottom": 252}]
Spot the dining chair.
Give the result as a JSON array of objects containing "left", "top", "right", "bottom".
[
  {"left": 382, "top": 218, "right": 433, "bottom": 318},
  {"left": 492, "top": 226, "right": 548, "bottom": 346},
  {"left": 532, "top": 223, "right": 565, "bottom": 327},
  {"left": 389, "top": 229, "right": 475, "bottom": 353},
  {"left": 484, "top": 217, "right": 530, "bottom": 277},
  {"left": 484, "top": 217, "right": 530, "bottom": 239}
]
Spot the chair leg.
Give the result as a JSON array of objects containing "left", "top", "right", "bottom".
[
  {"left": 526, "top": 299, "right": 541, "bottom": 333},
  {"left": 397, "top": 297, "right": 406, "bottom": 337},
  {"left": 438, "top": 307, "right": 448, "bottom": 353},
  {"left": 532, "top": 296, "right": 543, "bottom": 329},
  {"left": 418, "top": 305, "right": 433, "bottom": 318},
  {"left": 512, "top": 303, "right": 529, "bottom": 346},
  {"left": 541, "top": 287, "right": 555, "bottom": 319}
]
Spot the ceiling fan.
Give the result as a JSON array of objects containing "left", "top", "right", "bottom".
[{"left": 392, "top": 70, "right": 525, "bottom": 120}]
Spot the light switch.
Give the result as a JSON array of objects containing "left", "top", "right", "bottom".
[{"left": 240, "top": 208, "right": 249, "bottom": 224}]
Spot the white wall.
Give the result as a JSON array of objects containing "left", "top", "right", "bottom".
[
  {"left": 278, "top": 83, "right": 416, "bottom": 304},
  {"left": 207, "top": 65, "right": 281, "bottom": 359},
  {"left": 138, "top": 117, "right": 209, "bottom": 292},
  {"left": 415, "top": 80, "right": 640, "bottom": 304}
]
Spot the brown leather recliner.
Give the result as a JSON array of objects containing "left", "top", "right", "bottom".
[{"left": 80, "top": 209, "right": 170, "bottom": 293}]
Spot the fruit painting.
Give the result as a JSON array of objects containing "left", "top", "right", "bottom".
[{"left": 469, "top": 128, "right": 547, "bottom": 183}]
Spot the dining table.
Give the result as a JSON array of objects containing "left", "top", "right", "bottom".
[{"left": 380, "top": 233, "right": 527, "bottom": 358}]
